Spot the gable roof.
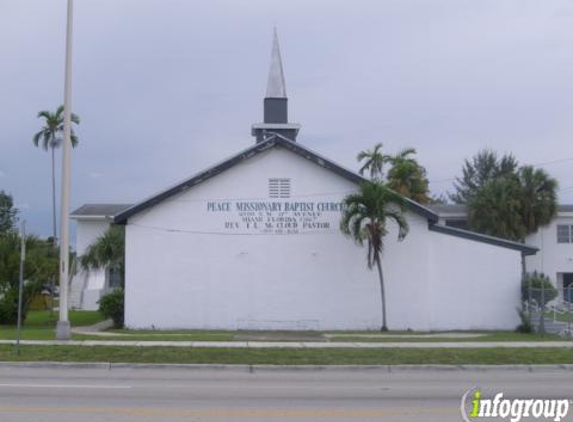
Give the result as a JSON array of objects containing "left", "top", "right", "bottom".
[{"left": 114, "top": 135, "right": 439, "bottom": 224}]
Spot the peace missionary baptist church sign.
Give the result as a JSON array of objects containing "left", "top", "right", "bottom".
[
  {"left": 207, "top": 200, "right": 343, "bottom": 233},
  {"left": 93, "top": 30, "right": 537, "bottom": 331}
]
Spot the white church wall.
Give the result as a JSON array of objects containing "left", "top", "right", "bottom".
[
  {"left": 372, "top": 212, "right": 433, "bottom": 331},
  {"left": 125, "top": 147, "right": 384, "bottom": 330},
  {"left": 124, "top": 146, "right": 524, "bottom": 331},
  {"left": 428, "top": 232, "right": 522, "bottom": 330}
]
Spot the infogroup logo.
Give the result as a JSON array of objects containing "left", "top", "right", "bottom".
[{"left": 461, "top": 388, "right": 571, "bottom": 422}]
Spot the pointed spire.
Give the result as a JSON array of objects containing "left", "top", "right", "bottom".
[
  {"left": 252, "top": 27, "right": 300, "bottom": 143},
  {"left": 266, "top": 27, "right": 287, "bottom": 98}
]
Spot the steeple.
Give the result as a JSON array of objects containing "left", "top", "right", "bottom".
[
  {"left": 266, "top": 28, "right": 286, "bottom": 98},
  {"left": 252, "top": 28, "right": 300, "bottom": 143}
]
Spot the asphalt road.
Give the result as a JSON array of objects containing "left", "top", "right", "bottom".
[{"left": 0, "top": 366, "right": 572, "bottom": 421}]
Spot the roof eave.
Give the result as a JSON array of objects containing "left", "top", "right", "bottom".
[{"left": 428, "top": 223, "right": 539, "bottom": 256}]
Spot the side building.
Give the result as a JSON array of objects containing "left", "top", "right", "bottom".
[
  {"left": 429, "top": 204, "right": 573, "bottom": 299},
  {"left": 70, "top": 204, "right": 131, "bottom": 310}
]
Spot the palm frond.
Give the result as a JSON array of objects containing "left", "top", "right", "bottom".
[{"left": 32, "top": 131, "right": 43, "bottom": 147}]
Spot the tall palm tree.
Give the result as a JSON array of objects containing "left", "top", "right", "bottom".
[
  {"left": 517, "top": 166, "right": 558, "bottom": 236},
  {"left": 386, "top": 148, "right": 430, "bottom": 203},
  {"left": 33, "top": 106, "right": 80, "bottom": 244},
  {"left": 357, "top": 143, "right": 391, "bottom": 181},
  {"left": 340, "top": 181, "right": 409, "bottom": 331}
]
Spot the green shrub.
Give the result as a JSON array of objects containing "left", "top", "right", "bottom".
[
  {"left": 98, "top": 288, "right": 124, "bottom": 328},
  {"left": 515, "top": 307, "right": 534, "bottom": 333},
  {"left": 0, "top": 281, "right": 42, "bottom": 325},
  {"left": 521, "top": 271, "right": 558, "bottom": 307}
]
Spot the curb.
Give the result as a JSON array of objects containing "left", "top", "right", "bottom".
[{"left": 2, "top": 362, "right": 573, "bottom": 372}]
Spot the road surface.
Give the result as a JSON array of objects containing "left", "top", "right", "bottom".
[{"left": 0, "top": 366, "right": 572, "bottom": 421}]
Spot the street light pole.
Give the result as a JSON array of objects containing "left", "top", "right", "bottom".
[{"left": 56, "top": 0, "right": 74, "bottom": 340}]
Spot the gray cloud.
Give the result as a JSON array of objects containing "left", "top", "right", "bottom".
[{"left": 2, "top": 0, "right": 573, "bottom": 237}]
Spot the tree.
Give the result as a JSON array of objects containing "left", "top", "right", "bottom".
[
  {"left": 80, "top": 225, "right": 125, "bottom": 285},
  {"left": 386, "top": 148, "right": 431, "bottom": 204},
  {"left": 517, "top": 166, "right": 558, "bottom": 235},
  {"left": 0, "top": 191, "right": 18, "bottom": 235},
  {"left": 451, "top": 149, "right": 518, "bottom": 204},
  {"left": 0, "top": 233, "right": 58, "bottom": 324},
  {"left": 467, "top": 164, "right": 558, "bottom": 242},
  {"left": 33, "top": 106, "right": 80, "bottom": 244},
  {"left": 340, "top": 181, "right": 409, "bottom": 331},
  {"left": 468, "top": 177, "right": 527, "bottom": 241},
  {"left": 357, "top": 143, "right": 391, "bottom": 181}
]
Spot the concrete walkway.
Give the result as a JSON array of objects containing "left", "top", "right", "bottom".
[{"left": 2, "top": 339, "right": 573, "bottom": 348}]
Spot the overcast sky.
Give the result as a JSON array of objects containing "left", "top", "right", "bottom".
[{"left": 2, "top": 0, "right": 573, "bottom": 238}]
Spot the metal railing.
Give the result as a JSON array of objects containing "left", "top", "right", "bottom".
[{"left": 525, "top": 286, "right": 573, "bottom": 337}]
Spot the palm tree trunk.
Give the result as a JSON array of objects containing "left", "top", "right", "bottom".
[
  {"left": 51, "top": 146, "right": 57, "bottom": 245},
  {"left": 375, "top": 255, "right": 388, "bottom": 331}
]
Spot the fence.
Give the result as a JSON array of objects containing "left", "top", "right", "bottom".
[{"left": 525, "top": 285, "right": 573, "bottom": 337}]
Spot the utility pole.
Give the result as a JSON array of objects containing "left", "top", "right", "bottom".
[
  {"left": 56, "top": 0, "right": 74, "bottom": 340},
  {"left": 15, "top": 221, "right": 26, "bottom": 355}
]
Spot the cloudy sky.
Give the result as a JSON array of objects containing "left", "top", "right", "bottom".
[{"left": 2, "top": 0, "right": 573, "bottom": 239}]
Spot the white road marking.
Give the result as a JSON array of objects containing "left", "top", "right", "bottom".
[{"left": 0, "top": 384, "right": 131, "bottom": 389}]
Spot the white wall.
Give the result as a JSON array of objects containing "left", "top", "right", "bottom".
[
  {"left": 124, "top": 146, "right": 524, "bottom": 331},
  {"left": 428, "top": 232, "right": 522, "bottom": 330},
  {"left": 526, "top": 214, "right": 573, "bottom": 289}
]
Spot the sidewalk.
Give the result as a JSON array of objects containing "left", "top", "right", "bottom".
[{"left": 2, "top": 339, "right": 573, "bottom": 348}]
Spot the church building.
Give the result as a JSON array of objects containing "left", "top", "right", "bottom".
[{"left": 72, "top": 32, "right": 537, "bottom": 331}]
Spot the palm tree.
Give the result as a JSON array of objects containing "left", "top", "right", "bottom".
[
  {"left": 468, "top": 166, "right": 558, "bottom": 242},
  {"left": 517, "top": 166, "right": 558, "bottom": 235},
  {"left": 340, "top": 181, "right": 409, "bottom": 331},
  {"left": 33, "top": 105, "right": 80, "bottom": 244},
  {"left": 80, "top": 225, "right": 125, "bottom": 284},
  {"left": 468, "top": 177, "right": 527, "bottom": 241},
  {"left": 357, "top": 143, "right": 391, "bottom": 181},
  {"left": 386, "top": 148, "right": 430, "bottom": 203}
]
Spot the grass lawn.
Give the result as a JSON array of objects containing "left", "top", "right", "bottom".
[
  {"left": 0, "top": 310, "right": 105, "bottom": 340},
  {"left": 71, "top": 329, "right": 564, "bottom": 343},
  {"left": 544, "top": 312, "right": 573, "bottom": 323},
  {"left": 326, "top": 332, "right": 564, "bottom": 342},
  {"left": 1, "top": 345, "right": 573, "bottom": 365}
]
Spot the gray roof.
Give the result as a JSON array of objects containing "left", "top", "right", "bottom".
[
  {"left": 70, "top": 204, "right": 132, "bottom": 219},
  {"left": 429, "top": 224, "right": 538, "bottom": 255},
  {"left": 426, "top": 204, "right": 468, "bottom": 214}
]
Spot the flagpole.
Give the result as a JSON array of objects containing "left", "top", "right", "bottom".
[{"left": 56, "top": 0, "right": 74, "bottom": 340}]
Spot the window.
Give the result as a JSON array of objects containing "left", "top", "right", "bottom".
[
  {"left": 557, "top": 225, "right": 573, "bottom": 243},
  {"left": 269, "top": 178, "right": 290, "bottom": 198}
]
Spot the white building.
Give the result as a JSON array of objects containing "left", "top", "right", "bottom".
[
  {"left": 430, "top": 204, "right": 573, "bottom": 298},
  {"left": 70, "top": 33, "right": 538, "bottom": 330},
  {"left": 70, "top": 204, "right": 130, "bottom": 310}
]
